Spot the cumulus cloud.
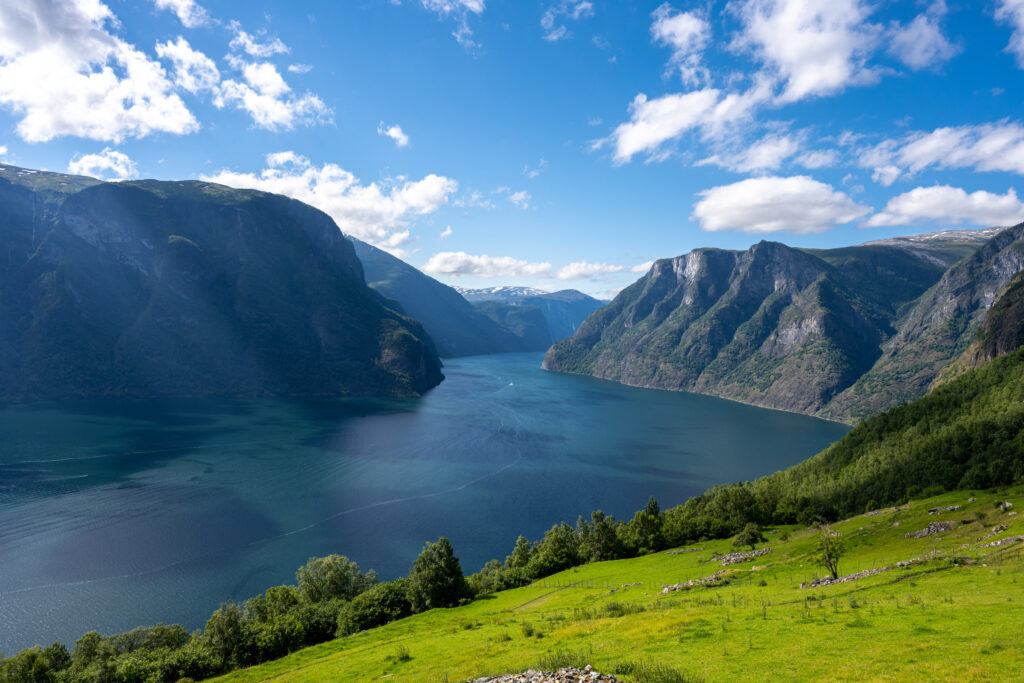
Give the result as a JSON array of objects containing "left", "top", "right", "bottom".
[
  {"left": 378, "top": 122, "right": 410, "bottom": 147},
  {"left": 731, "top": 0, "right": 881, "bottom": 104},
  {"left": 68, "top": 147, "right": 138, "bottom": 180},
  {"left": 153, "top": 0, "right": 208, "bottom": 28},
  {"left": 556, "top": 261, "right": 624, "bottom": 280},
  {"left": 440, "top": 225, "right": 453, "bottom": 238},
  {"left": 866, "top": 186, "right": 1024, "bottom": 228},
  {"left": 213, "top": 59, "right": 331, "bottom": 131},
  {"left": 602, "top": 80, "right": 774, "bottom": 164},
  {"left": 229, "top": 22, "right": 289, "bottom": 58},
  {"left": 422, "top": 251, "right": 552, "bottom": 278},
  {"left": 860, "top": 121, "right": 1024, "bottom": 182},
  {"left": 631, "top": 261, "right": 655, "bottom": 273},
  {"left": 0, "top": 0, "right": 197, "bottom": 143},
  {"left": 692, "top": 175, "right": 870, "bottom": 233},
  {"left": 699, "top": 134, "right": 800, "bottom": 172},
  {"left": 202, "top": 152, "right": 457, "bottom": 247},
  {"left": 650, "top": 3, "right": 710, "bottom": 85},
  {"left": 507, "top": 190, "right": 531, "bottom": 209},
  {"left": 796, "top": 149, "right": 838, "bottom": 169},
  {"left": 541, "top": 1, "right": 593, "bottom": 42},
  {"left": 887, "top": 3, "right": 958, "bottom": 70},
  {"left": 997, "top": 0, "right": 1024, "bottom": 67},
  {"left": 421, "top": 0, "right": 485, "bottom": 49},
  {"left": 288, "top": 63, "right": 312, "bottom": 74},
  {"left": 155, "top": 36, "right": 219, "bottom": 93}
]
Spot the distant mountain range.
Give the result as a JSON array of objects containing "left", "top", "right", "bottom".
[
  {"left": 0, "top": 164, "right": 443, "bottom": 402},
  {"left": 545, "top": 225, "right": 1024, "bottom": 423},
  {"left": 354, "top": 246, "right": 605, "bottom": 355}
]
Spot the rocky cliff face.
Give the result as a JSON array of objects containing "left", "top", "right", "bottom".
[
  {"left": 0, "top": 165, "right": 443, "bottom": 402},
  {"left": 825, "top": 224, "right": 1024, "bottom": 419},
  {"left": 544, "top": 229, "right": 1014, "bottom": 422}
]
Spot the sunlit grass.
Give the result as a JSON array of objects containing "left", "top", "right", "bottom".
[{"left": 216, "top": 487, "right": 1024, "bottom": 682}]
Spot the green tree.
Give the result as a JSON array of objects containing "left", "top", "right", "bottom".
[
  {"left": 504, "top": 535, "right": 532, "bottom": 570},
  {"left": 204, "top": 602, "right": 245, "bottom": 667},
  {"left": 295, "top": 554, "right": 377, "bottom": 604},
  {"left": 577, "top": 510, "right": 623, "bottom": 562},
  {"left": 336, "top": 579, "right": 413, "bottom": 636},
  {"left": 732, "top": 522, "right": 767, "bottom": 551},
  {"left": 813, "top": 525, "right": 846, "bottom": 580},
  {"left": 625, "top": 496, "right": 665, "bottom": 553},
  {"left": 407, "top": 537, "right": 471, "bottom": 612}
]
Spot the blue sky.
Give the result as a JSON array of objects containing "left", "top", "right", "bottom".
[{"left": 3, "top": 0, "right": 1024, "bottom": 296}]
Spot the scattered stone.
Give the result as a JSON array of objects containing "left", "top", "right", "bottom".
[
  {"left": 1009, "top": 512, "right": 1018, "bottom": 516},
  {"left": 713, "top": 548, "right": 771, "bottom": 566},
  {"left": 928, "top": 505, "right": 961, "bottom": 515},
  {"left": 895, "top": 550, "right": 943, "bottom": 568},
  {"left": 661, "top": 571, "right": 728, "bottom": 593},
  {"left": 905, "top": 521, "right": 956, "bottom": 539},
  {"left": 891, "top": 521, "right": 901, "bottom": 527},
  {"left": 968, "top": 497, "right": 977, "bottom": 502},
  {"left": 986, "top": 524, "right": 1009, "bottom": 538},
  {"left": 664, "top": 547, "right": 703, "bottom": 555},
  {"left": 800, "top": 565, "right": 892, "bottom": 589},
  {"left": 976, "top": 535, "right": 1024, "bottom": 549},
  {"left": 1000, "top": 501, "right": 1014, "bottom": 512},
  {"left": 864, "top": 508, "right": 894, "bottom": 517},
  {"left": 470, "top": 667, "right": 618, "bottom": 682},
  {"left": 620, "top": 582, "right": 642, "bottom": 589}
]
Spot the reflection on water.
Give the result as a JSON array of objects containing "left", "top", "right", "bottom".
[{"left": 0, "top": 353, "right": 848, "bottom": 652}]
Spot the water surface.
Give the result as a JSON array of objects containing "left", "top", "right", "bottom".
[{"left": 0, "top": 353, "right": 848, "bottom": 652}]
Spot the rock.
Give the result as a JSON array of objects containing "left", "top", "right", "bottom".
[
  {"left": 664, "top": 547, "right": 703, "bottom": 555},
  {"left": 968, "top": 497, "right": 977, "bottom": 502},
  {"left": 905, "top": 521, "right": 956, "bottom": 538},
  {"left": 468, "top": 667, "right": 619, "bottom": 682},
  {"left": 1000, "top": 501, "right": 1014, "bottom": 511},
  {"left": 976, "top": 535, "right": 1024, "bottom": 549},
  {"left": 714, "top": 548, "right": 771, "bottom": 566},
  {"left": 928, "top": 505, "right": 961, "bottom": 514},
  {"left": 801, "top": 565, "right": 892, "bottom": 589}
]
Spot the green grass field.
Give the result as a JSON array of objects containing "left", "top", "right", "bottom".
[{"left": 215, "top": 488, "right": 1024, "bottom": 682}]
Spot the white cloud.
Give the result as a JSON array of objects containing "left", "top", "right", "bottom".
[
  {"left": 866, "top": 186, "right": 1024, "bottom": 228},
  {"left": 887, "top": 3, "right": 958, "bottom": 70},
  {"left": 556, "top": 261, "right": 624, "bottom": 280},
  {"left": 229, "top": 21, "right": 289, "bottom": 58},
  {"left": 606, "top": 90, "right": 719, "bottom": 164},
  {"left": 650, "top": 3, "right": 710, "bottom": 86},
  {"left": 731, "top": 0, "right": 881, "bottom": 104},
  {"left": 699, "top": 134, "right": 800, "bottom": 172},
  {"left": 631, "top": 261, "right": 654, "bottom": 273},
  {"left": 378, "top": 122, "right": 410, "bottom": 147},
  {"left": 155, "top": 36, "right": 219, "bottom": 93},
  {"left": 440, "top": 225, "right": 453, "bottom": 238},
  {"left": 796, "top": 149, "right": 838, "bottom": 169},
  {"left": 454, "top": 190, "right": 494, "bottom": 209},
  {"left": 422, "top": 251, "right": 552, "bottom": 278},
  {"left": 692, "top": 175, "right": 870, "bottom": 233},
  {"left": 68, "top": 147, "right": 138, "bottom": 180},
  {"left": 997, "top": 0, "right": 1024, "bottom": 67},
  {"left": 0, "top": 0, "right": 197, "bottom": 143},
  {"left": 202, "top": 152, "right": 457, "bottom": 247},
  {"left": 507, "top": 190, "right": 531, "bottom": 209},
  {"left": 288, "top": 63, "right": 313, "bottom": 74},
  {"left": 523, "top": 158, "right": 548, "bottom": 178},
  {"left": 213, "top": 60, "right": 331, "bottom": 131},
  {"left": 153, "top": 0, "right": 208, "bottom": 28},
  {"left": 541, "top": 1, "right": 593, "bottom": 42},
  {"left": 860, "top": 121, "right": 1024, "bottom": 181},
  {"left": 421, "top": 0, "right": 485, "bottom": 49}
]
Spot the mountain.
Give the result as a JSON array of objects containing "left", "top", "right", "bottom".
[
  {"left": 454, "top": 285, "right": 550, "bottom": 301},
  {"left": 544, "top": 228, "right": 1010, "bottom": 421},
  {"left": 0, "top": 164, "right": 443, "bottom": 402},
  {"left": 349, "top": 238, "right": 524, "bottom": 358},
  {"left": 825, "top": 223, "right": 1024, "bottom": 419},
  {"left": 458, "top": 287, "right": 606, "bottom": 348}
]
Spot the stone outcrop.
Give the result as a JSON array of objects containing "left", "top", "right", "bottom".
[{"left": 471, "top": 666, "right": 617, "bottom": 682}]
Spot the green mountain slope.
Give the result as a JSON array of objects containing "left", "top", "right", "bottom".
[
  {"left": 349, "top": 238, "right": 525, "bottom": 357},
  {"left": 544, "top": 228, "right": 1019, "bottom": 422},
  {"left": 0, "top": 165, "right": 443, "bottom": 401}
]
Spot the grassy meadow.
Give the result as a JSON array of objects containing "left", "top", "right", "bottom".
[{"left": 215, "top": 487, "right": 1024, "bottom": 682}]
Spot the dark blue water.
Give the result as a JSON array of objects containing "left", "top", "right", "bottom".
[{"left": 0, "top": 353, "right": 848, "bottom": 653}]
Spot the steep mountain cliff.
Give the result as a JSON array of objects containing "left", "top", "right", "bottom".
[
  {"left": 0, "top": 165, "right": 443, "bottom": 401},
  {"left": 825, "top": 224, "right": 1024, "bottom": 419},
  {"left": 350, "top": 238, "right": 524, "bottom": 357},
  {"left": 544, "top": 228, "right": 1011, "bottom": 421}
]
